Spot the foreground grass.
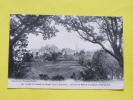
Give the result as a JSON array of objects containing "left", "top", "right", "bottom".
[{"left": 27, "top": 61, "right": 84, "bottom": 79}]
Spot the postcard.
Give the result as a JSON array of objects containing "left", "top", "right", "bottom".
[{"left": 8, "top": 14, "right": 123, "bottom": 89}]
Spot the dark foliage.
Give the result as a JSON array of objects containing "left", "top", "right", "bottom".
[
  {"left": 51, "top": 75, "right": 65, "bottom": 81},
  {"left": 51, "top": 52, "right": 58, "bottom": 61},
  {"left": 12, "top": 62, "right": 29, "bottom": 79},
  {"left": 44, "top": 52, "right": 58, "bottom": 61},
  {"left": 71, "top": 73, "right": 76, "bottom": 79},
  {"left": 80, "top": 67, "right": 108, "bottom": 81},
  {"left": 90, "top": 49, "right": 122, "bottom": 80},
  {"left": 39, "top": 74, "right": 49, "bottom": 80},
  {"left": 70, "top": 73, "right": 82, "bottom": 80},
  {"left": 78, "top": 56, "right": 84, "bottom": 65},
  {"left": 78, "top": 55, "right": 91, "bottom": 67},
  {"left": 23, "top": 53, "right": 34, "bottom": 62},
  {"left": 9, "top": 14, "right": 58, "bottom": 77},
  {"left": 80, "top": 68, "right": 95, "bottom": 81}
]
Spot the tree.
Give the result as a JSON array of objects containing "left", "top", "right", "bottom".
[
  {"left": 9, "top": 14, "right": 58, "bottom": 77},
  {"left": 91, "top": 49, "right": 121, "bottom": 80},
  {"left": 56, "top": 16, "right": 123, "bottom": 68},
  {"left": 79, "top": 50, "right": 85, "bottom": 55}
]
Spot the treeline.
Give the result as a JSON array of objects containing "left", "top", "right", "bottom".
[{"left": 12, "top": 49, "right": 123, "bottom": 81}]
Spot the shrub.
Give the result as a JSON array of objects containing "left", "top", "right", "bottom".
[
  {"left": 80, "top": 68, "right": 96, "bottom": 81},
  {"left": 44, "top": 52, "right": 58, "bottom": 61},
  {"left": 70, "top": 73, "right": 82, "bottom": 80},
  {"left": 71, "top": 73, "right": 76, "bottom": 79},
  {"left": 91, "top": 49, "right": 122, "bottom": 80},
  {"left": 51, "top": 52, "right": 58, "bottom": 61},
  {"left": 78, "top": 55, "right": 84, "bottom": 65},
  {"left": 78, "top": 55, "right": 92, "bottom": 67},
  {"left": 39, "top": 74, "right": 49, "bottom": 80},
  {"left": 12, "top": 62, "right": 29, "bottom": 79},
  {"left": 23, "top": 53, "right": 34, "bottom": 62},
  {"left": 51, "top": 75, "right": 65, "bottom": 81}
]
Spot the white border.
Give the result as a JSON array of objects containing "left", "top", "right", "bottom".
[{"left": 8, "top": 79, "right": 124, "bottom": 89}]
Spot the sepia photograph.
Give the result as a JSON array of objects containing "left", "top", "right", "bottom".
[{"left": 8, "top": 14, "right": 123, "bottom": 89}]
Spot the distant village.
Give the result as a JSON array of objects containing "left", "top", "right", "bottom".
[
  {"left": 14, "top": 44, "right": 94, "bottom": 62},
  {"left": 31, "top": 44, "right": 85, "bottom": 56},
  {"left": 31, "top": 44, "right": 93, "bottom": 61}
]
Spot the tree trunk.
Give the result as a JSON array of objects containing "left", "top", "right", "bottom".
[
  {"left": 107, "top": 49, "right": 123, "bottom": 68},
  {"left": 117, "top": 54, "right": 123, "bottom": 69},
  {"left": 8, "top": 43, "right": 14, "bottom": 78},
  {"left": 112, "top": 45, "right": 123, "bottom": 68}
]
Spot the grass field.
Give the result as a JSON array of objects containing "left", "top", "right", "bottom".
[{"left": 26, "top": 61, "right": 84, "bottom": 80}]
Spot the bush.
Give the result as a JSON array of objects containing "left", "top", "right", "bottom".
[
  {"left": 51, "top": 52, "right": 58, "bottom": 61},
  {"left": 70, "top": 73, "right": 82, "bottom": 80},
  {"left": 51, "top": 75, "right": 65, "bottom": 81},
  {"left": 12, "top": 62, "right": 30, "bottom": 79},
  {"left": 44, "top": 52, "right": 58, "bottom": 61},
  {"left": 23, "top": 53, "right": 34, "bottom": 62},
  {"left": 80, "top": 68, "right": 96, "bottom": 81},
  {"left": 39, "top": 74, "right": 49, "bottom": 80},
  {"left": 78, "top": 55, "right": 84, "bottom": 65},
  {"left": 78, "top": 55, "right": 92, "bottom": 67},
  {"left": 91, "top": 49, "right": 122, "bottom": 80},
  {"left": 71, "top": 73, "right": 76, "bottom": 79}
]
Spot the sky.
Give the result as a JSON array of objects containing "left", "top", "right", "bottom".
[{"left": 27, "top": 26, "right": 110, "bottom": 51}]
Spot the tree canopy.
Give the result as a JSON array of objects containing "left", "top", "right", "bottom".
[
  {"left": 9, "top": 14, "right": 58, "bottom": 77},
  {"left": 10, "top": 14, "right": 58, "bottom": 48},
  {"left": 55, "top": 16, "right": 123, "bottom": 68}
]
